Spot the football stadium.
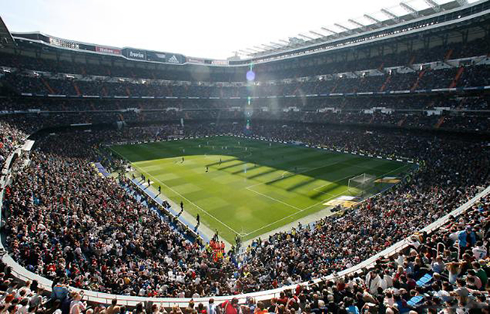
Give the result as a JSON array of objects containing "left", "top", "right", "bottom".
[{"left": 0, "top": 0, "right": 489, "bottom": 313}]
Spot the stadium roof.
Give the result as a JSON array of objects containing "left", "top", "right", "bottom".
[
  {"left": 0, "top": 17, "right": 15, "bottom": 48},
  {"left": 2, "top": 0, "right": 487, "bottom": 67},
  {"left": 236, "top": 0, "right": 478, "bottom": 59}
]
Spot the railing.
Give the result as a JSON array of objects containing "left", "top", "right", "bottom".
[{"left": 1, "top": 137, "right": 489, "bottom": 307}]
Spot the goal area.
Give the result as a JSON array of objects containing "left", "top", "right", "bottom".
[{"left": 348, "top": 173, "right": 376, "bottom": 196}]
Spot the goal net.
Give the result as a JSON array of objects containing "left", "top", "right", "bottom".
[{"left": 348, "top": 173, "right": 376, "bottom": 196}]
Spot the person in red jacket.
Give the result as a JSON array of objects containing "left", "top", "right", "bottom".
[{"left": 220, "top": 298, "right": 240, "bottom": 314}]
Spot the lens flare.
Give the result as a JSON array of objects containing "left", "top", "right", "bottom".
[{"left": 246, "top": 70, "right": 255, "bottom": 81}]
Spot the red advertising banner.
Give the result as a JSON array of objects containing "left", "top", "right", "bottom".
[
  {"left": 187, "top": 57, "right": 205, "bottom": 64},
  {"left": 96, "top": 46, "right": 122, "bottom": 55}
]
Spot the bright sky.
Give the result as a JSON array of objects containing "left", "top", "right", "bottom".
[{"left": 0, "top": 0, "right": 463, "bottom": 60}]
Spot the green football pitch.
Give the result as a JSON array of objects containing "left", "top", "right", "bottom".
[{"left": 110, "top": 136, "right": 412, "bottom": 243}]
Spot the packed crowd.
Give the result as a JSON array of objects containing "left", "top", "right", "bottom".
[
  {"left": 228, "top": 195, "right": 490, "bottom": 313},
  {"left": 0, "top": 94, "right": 489, "bottom": 136},
  {"left": 0, "top": 195, "right": 489, "bottom": 312},
  {"left": 0, "top": 122, "right": 27, "bottom": 170},
  {"left": 3, "top": 132, "right": 209, "bottom": 297},
  {"left": 2, "top": 120, "right": 490, "bottom": 307},
  {"left": 2, "top": 65, "right": 490, "bottom": 99},
  {"left": 2, "top": 31, "right": 489, "bottom": 82}
]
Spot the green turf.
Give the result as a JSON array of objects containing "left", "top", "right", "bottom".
[{"left": 110, "top": 136, "right": 412, "bottom": 243}]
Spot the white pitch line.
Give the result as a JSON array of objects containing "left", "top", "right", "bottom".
[
  {"left": 313, "top": 172, "right": 366, "bottom": 192},
  {"left": 131, "top": 163, "right": 242, "bottom": 236},
  {"left": 306, "top": 163, "right": 412, "bottom": 210},
  {"left": 243, "top": 159, "right": 383, "bottom": 214},
  {"left": 243, "top": 211, "right": 305, "bottom": 237},
  {"left": 244, "top": 163, "right": 414, "bottom": 236},
  {"left": 245, "top": 186, "right": 304, "bottom": 212},
  {"left": 111, "top": 140, "right": 414, "bottom": 240},
  {"left": 314, "top": 162, "right": 412, "bottom": 192},
  {"left": 244, "top": 158, "right": 359, "bottom": 190},
  {"left": 243, "top": 188, "right": 346, "bottom": 237},
  {"left": 301, "top": 190, "right": 349, "bottom": 211}
]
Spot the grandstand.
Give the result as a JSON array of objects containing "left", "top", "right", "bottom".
[{"left": 0, "top": 0, "right": 489, "bottom": 313}]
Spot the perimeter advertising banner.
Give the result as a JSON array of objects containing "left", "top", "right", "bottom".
[
  {"left": 79, "top": 44, "right": 96, "bottom": 52},
  {"left": 146, "top": 51, "right": 167, "bottom": 62},
  {"left": 123, "top": 48, "right": 147, "bottom": 60},
  {"left": 146, "top": 51, "right": 185, "bottom": 64},
  {"left": 211, "top": 60, "right": 229, "bottom": 65},
  {"left": 49, "top": 36, "right": 80, "bottom": 49},
  {"left": 187, "top": 57, "right": 206, "bottom": 64},
  {"left": 122, "top": 48, "right": 185, "bottom": 64},
  {"left": 96, "top": 46, "right": 122, "bottom": 55},
  {"left": 165, "top": 53, "right": 185, "bottom": 64}
]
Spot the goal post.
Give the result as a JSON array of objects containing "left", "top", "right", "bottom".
[{"left": 348, "top": 173, "right": 376, "bottom": 196}]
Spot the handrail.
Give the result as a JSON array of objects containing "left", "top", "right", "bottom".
[
  {"left": 1, "top": 136, "right": 489, "bottom": 307},
  {"left": 436, "top": 242, "right": 446, "bottom": 257}
]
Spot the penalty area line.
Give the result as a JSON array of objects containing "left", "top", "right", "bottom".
[{"left": 131, "top": 163, "right": 242, "bottom": 236}]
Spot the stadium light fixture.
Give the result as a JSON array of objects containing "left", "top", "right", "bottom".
[
  {"left": 400, "top": 2, "right": 420, "bottom": 18},
  {"left": 423, "top": 0, "right": 442, "bottom": 12},
  {"left": 381, "top": 8, "right": 401, "bottom": 22}
]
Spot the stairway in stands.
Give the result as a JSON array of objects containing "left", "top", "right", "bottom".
[
  {"left": 41, "top": 77, "right": 55, "bottom": 94},
  {"left": 411, "top": 70, "right": 426, "bottom": 91},
  {"left": 435, "top": 116, "right": 445, "bottom": 129},
  {"left": 449, "top": 66, "right": 465, "bottom": 88}
]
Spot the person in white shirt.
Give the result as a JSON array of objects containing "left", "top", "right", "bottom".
[
  {"left": 69, "top": 292, "right": 86, "bottom": 314},
  {"left": 472, "top": 241, "right": 487, "bottom": 259},
  {"left": 207, "top": 299, "right": 217, "bottom": 314},
  {"left": 365, "top": 270, "right": 381, "bottom": 295},
  {"left": 381, "top": 270, "right": 394, "bottom": 289},
  {"left": 29, "top": 288, "right": 44, "bottom": 309},
  {"left": 17, "top": 299, "right": 29, "bottom": 314}
]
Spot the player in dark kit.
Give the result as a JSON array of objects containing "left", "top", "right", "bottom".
[{"left": 177, "top": 201, "right": 183, "bottom": 217}]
